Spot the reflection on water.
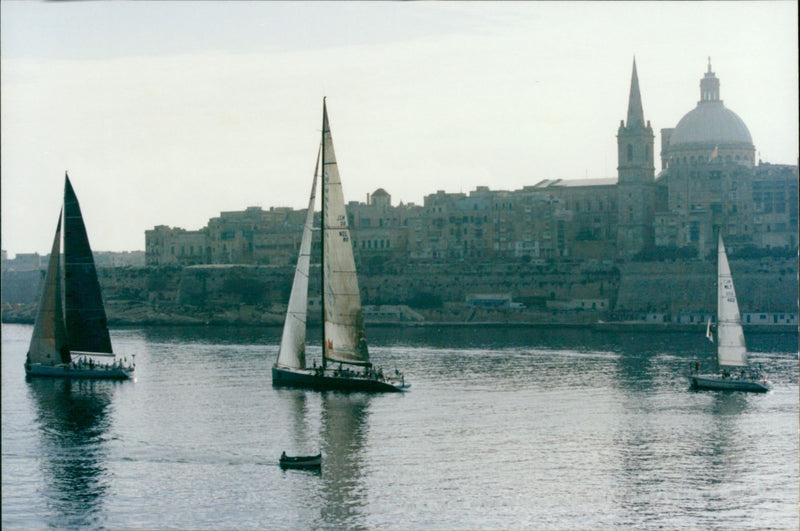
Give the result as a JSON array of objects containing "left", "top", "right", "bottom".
[
  {"left": 316, "top": 392, "right": 371, "bottom": 530},
  {"left": 280, "top": 391, "right": 314, "bottom": 455},
  {"left": 27, "top": 378, "right": 115, "bottom": 529},
  {"left": 2, "top": 323, "right": 796, "bottom": 531}
]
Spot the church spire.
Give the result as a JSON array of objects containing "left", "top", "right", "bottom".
[{"left": 626, "top": 57, "right": 645, "bottom": 128}]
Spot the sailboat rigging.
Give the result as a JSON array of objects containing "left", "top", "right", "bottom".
[
  {"left": 25, "top": 174, "right": 134, "bottom": 380},
  {"left": 272, "top": 100, "right": 408, "bottom": 392},
  {"left": 690, "top": 233, "right": 770, "bottom": 392}
]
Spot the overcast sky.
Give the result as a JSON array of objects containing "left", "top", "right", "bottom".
[{"left": 2, "top": 1, "right": 797, "bottom": 256}]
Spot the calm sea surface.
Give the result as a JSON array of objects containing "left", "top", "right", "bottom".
[{"left": 2, "top": 323, "right": 798, "bottom": 530}]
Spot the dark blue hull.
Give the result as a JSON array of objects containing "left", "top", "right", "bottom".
[
  {"left": 272, "top": 366, "right": 408, "bottom": 393},
  {"left": 280, "top": 453, "right": 322, "bottom": 469},
  {"left": 690, "top": 374, "right": 771, "bottom": 393}
]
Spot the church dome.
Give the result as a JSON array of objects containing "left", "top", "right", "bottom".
[
  {"left": 670, "top": 101, "right": 752, "bottom": 146},
  {"left": 664, "top": 61, "right": 755, "bottom": 168}
]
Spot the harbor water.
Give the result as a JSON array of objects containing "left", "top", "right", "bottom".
[{"left": 2, "top": 323, "right": 798, "bottom": 530}]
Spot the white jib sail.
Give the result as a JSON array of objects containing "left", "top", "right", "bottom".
[
  {"left": 321, "top": 101, "right": 370, "bottom": 365},
  {"left": 276, "top": 146, "right": 321, "bottom": 370},
  {"left": 716, "top": 233, "right": 747, "bottom": 367},
  {"left": 28, "top": 212, "right": 68, "bottom": 366}
]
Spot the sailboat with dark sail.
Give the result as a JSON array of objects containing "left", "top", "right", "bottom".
[
  {"left": 272, "top": 100, "right": 408, "bottom": 392},
  {"left": 690, "top": 233, "right": 770, "bottom": 392},
  {"left": 25, "top": 174, "right": 134, "bottom": 380}
]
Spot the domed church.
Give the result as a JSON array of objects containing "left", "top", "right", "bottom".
[
  {"left": 648, "top": 59, "right": 797, "bottom": 259},
  {"left": 663, "top": 59, "right": 755, "bottom": 167}
]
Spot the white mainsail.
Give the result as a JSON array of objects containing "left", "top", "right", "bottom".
[
  {"left": 276, "top": 146, "right": 321, "bottom": 370},
  {"left": 321, "top": 100, "right": 370, "bottom": 366},
  {"left": 716, "top": 233, "right": 747, "bottom": 367},
  {"left": 28, "top": 212, "right": 68, "bottom": 366}
]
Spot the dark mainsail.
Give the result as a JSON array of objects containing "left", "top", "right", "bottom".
[{"left": 63, "top": 175, "right": 113, "bottom": 355}]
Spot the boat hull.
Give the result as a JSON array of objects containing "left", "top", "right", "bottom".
[
  {"left": 690, "top": 374, "right": 771, "bottom": 392},
  {"left": 25, "top": 363, "right": 132, "bottom": 380},
  {"left": 272, "top": 366, "right": 408, "bottom": 393}
]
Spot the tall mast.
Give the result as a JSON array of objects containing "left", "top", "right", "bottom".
[{"left": 321, "top": 98, "right": 327, "bottom": 372}]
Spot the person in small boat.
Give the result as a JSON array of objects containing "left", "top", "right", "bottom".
[{"left": 281, "top": 451, "right": 286, "bottom": 460}]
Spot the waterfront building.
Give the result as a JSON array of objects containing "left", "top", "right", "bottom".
[
  {"left": 348, "top": 189, "right": 410, "bottom": 258},
  {"left": 145, "top": 226, "right": 206, "bottom": 266},
  {"left": 616, "top": 59, "right": 656, "bottom": 259},
  {"left": 145, "top": 59, "right": 797, "bottom": 267},
  {"left": 655, "top": 59, "right": 798, "bottom": 258},
  {"left": 1, "top": 252, "right": 43, "bottom": 271}
]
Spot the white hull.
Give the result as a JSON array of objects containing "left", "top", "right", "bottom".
[{"left": 25, "top": 363, "right": 132, "bottom": 380}]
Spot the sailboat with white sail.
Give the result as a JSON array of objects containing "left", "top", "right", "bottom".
[
  {"left": 25, "top": 174, "right": 134, "bottom": 380},
  {"left": 272, "top": 100, "right": 408, "bottom": 392},
  {"left": 690, "top": 233, "right": 770, "bottom": 392}
]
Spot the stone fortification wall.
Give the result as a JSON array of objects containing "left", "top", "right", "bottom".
[
  {"left": 2, "top": 258, "right": 794, "bottom": 326},
  {"left": 615, "top": 257, "right": 797, "bottom": 316},
  {"left": 1, "top": 269, "right": 43, "bottom": 305},
  {"left": 177, "top": 265, "right": 293, "bottom": 307},
  {"left": 358, "top": 261, "right": 618, "bottom": 309}
]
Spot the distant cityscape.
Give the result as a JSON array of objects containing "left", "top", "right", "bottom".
[
  {"left": 2, "top": 60, "right": 797, "bottom": 275},
  {"left": 142, "top": 61, "right": 797, "bottom": 268},
  {"left": 2, "top": 250, "right": 145, "bottom": 272}
]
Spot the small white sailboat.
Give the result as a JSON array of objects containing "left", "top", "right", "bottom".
[
  {"left": 272, "top": 100, "right": 408, "bottom": 392},
  {"left": 25, "top": 174, "right": 134, "bottom": 380},
  {"left": 690, "top": 233, "right": 770, "bottom": 392}
]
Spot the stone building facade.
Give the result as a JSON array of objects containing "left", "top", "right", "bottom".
[
  {"left": 616, "top": 60, "right": 656, "bottom": 259},
  {"left": 654, "top": 60, "right": 798, "bottom": 258},
  {"left": 145, "top": 226, "right": 206, "bottom": 266},
  {"left": 145, "top": 59, "right": 797, "bottom": 267}
]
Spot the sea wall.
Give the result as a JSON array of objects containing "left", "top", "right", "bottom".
[
  {"left": 2, "top": 257, "right": 796, "bottom": 326},
  {"left": 614, "top": 257, "right": 798, "bottom": 317}
]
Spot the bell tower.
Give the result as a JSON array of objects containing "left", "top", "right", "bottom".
[{"left": 616, "top": 58, "right": 655, "bottom": 258}]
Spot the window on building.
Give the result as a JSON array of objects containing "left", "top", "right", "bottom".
[{"left": 627, "top": 144, "right": 633, "bottom": 161}]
